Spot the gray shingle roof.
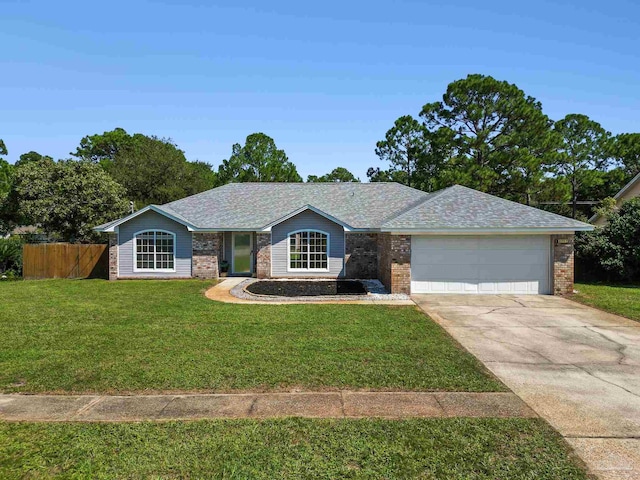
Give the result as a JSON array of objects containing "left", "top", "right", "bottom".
[
  {"left": 95, "top": 182, "right": 593, "bottom": 232},
  {"left": 161, "top": 182, "right": 430, "bottom": 230},
  {"left": 381, "top": 185, "right": 592, "bottom": 230}
]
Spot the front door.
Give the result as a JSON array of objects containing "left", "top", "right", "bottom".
[{"left": 232, "top": 233, "right": 252, "bottom": 274}]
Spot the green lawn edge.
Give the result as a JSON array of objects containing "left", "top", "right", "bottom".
[
  {"left": 0, "top": 417, "right": 589, "bottom": 479},
  {"left": 573, "top": 282, "right": 640, "bottom": 322}
]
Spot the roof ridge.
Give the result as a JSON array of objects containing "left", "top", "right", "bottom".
[
  {"left": 156, "top": 204, "right": 193, "bottom": 224},
  {"left": 379, "top": 185, "right": 455, "bottom": 226},
  {"left": 162, "top": 182, "right": 235, "bottom": 208},
  {"left": 448, "top": 184, "right": 590, "bottom": 226}
]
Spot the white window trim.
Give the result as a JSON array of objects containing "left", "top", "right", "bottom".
[
  {"left": 133, "top": 229, "right": 177, "bottom": 273},
  {"left": 287, "top": 229, "right": 330, "bottom": 273}
]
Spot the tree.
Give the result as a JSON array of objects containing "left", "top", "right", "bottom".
[
  {"left": 15, "top": 151, "right": 54, "bottom": 168},
  {"left": 0, "top": 139, "right": 10, "bottom": 199},
  {"left": 0, "top": 159, "right": 11, "bottom": 199},
  {"left": 366, "top": 167, "right": 405, "bottom": 183},
  {"left": 609, "top": 133, "right": 640, "bottom": 177},
  {"left": 188, "top": 160, "right": 218, "bottom": 192},
  {"left": 554, "top": 114, "right": 611, "bottom": 218},
  {"left": 375, "top": 115, "right": 429, "bottom": 188},
  {"left": 12, "top": 159, "right": 128, "bottom": 242},
  {"left": 307, "top": 167, "right": 360, "bottom": 183},
  {"left": 72, "top": 127, "right": 133, "bottom": 169},
  {"left": 0, "top": 139, "right": 14, "bottom": 235},
  {"left": 575, "top": 198, "right": 640, "bottom": 282},
  {"left": 110, "top": 135, "right": 210, "bottom": 206},
  {"left": 592, "top": 197, "right": 617, "bottom": 220},
  {"left": 71, "top": 129, "right": 216, "bottom": 207},
  {"left": 217, "top": 133, "right": 302, "bottom": 184},
  {"left": 419, "top": 74, "right": 558, "bottom": 201},
  {"left": 0, "top": 237, "right": 22, "bottom": 275},
  {"left": 578, "top": 167, "right": 628, "bottom": 212}
]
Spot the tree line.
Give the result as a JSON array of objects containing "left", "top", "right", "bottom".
[
  {"left": 369, "top": 74, "right": 639, "bottom": 220},
  {"left": 1, "top": 73, "right": 638, "bottom": 242},
  {"left": 0, "top": 131, "right": 358, "bottom": 242}
]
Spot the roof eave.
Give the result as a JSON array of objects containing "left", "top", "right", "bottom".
[
  {"left": 590, "top": 171, "right": 640, "bottom": 223},
  {"left": 380, "top": 226, "right": 594, "bottom": 234},
  {"left": 614, "top": 171, "right": 640, "bottom": 200}
]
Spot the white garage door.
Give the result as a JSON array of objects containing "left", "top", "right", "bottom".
[{"left": 411, "top": 235, "right": 551, "bottom": 294}]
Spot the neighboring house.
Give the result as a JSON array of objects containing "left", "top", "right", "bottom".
[
  {"left": 3, "top": 225, "right": 50, "bottom": 242},
  {"left": 94, "top": 183, "right": 592, "bottom": 295},
  {"left": 589, "top": 171, "right": 640, "bottom": 226}
]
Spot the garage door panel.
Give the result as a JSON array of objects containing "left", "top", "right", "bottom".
[
  {"left": 411, "top": 264, "right": 478, "bottom": 282},
  {"left": 476, "top": 250, "right": 545, "bottom": 265},
  {"left": 412, "top": 251, "right": 482, "bottom": 266},
  {"left": 476, "top": 264, "right": 547, "bottom": 281},
  {"left": 414, "top": 249, "right": 545, "bottom": 266},
  {"left": 479, "top": 281, "right": 537, "bottom": 294},
  {"left": 411, "top": 280, "right": 479, "bottom": 294},
  {"left": 410, "top": 236, "right": 550, "bottom": 295}
]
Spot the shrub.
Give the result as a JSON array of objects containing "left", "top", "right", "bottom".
[
  {"left": 0, "top": 236, "right": 23, "bottom": 277},
  {"left": 576, "top": 198, "right": 640, "bottom": 282}
]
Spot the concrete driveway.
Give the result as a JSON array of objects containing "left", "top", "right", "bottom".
[{"left": 413, "top": 294, "right": 640, "bottom": 480}]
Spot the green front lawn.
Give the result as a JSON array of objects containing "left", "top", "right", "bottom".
[
  {"left": 0, "top": 280, "right": 503, "bottom": 393},
  {"left": 0, "top": 418, "right": 587, "bottom": 479},
  {"left": 573, "top": 283, "right": 640, "bottom": 322}
]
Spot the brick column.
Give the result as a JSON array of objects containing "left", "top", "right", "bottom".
[
  {"left": 192, "top": 233, "right": 222, "bottom": 279},
  {"left": 108, "top": 233, "right": 118, "bottom": 281},
  {"left": 552, "top": 234, "right": 574, "bottom": 295},
  {"left": 256, "top": 233, "right": 271, "bottom": 279},
  {"left": 378, "top": 234, "right": 411, "bottom": 294}
]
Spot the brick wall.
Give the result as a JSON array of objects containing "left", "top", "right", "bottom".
[
  {"left": 192, "top": 232, "right": 222, "bottom": 279},
  {"left": 256, "top": 232, "right": 271, "bottom": 279},
  {"left": 378, "top": 233, "right": 411, "bottom": 294},
  {"left": 345, "top": 233, "right": 378, "bottom": 279},
  {"left": 552, "top": 234, "right": 574, "bottom": 295},
  {"left": 108, "top": 233, "right": 118, "bottom": 281}
]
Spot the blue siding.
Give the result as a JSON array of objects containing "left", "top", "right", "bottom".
[
  {"left": 271, "top": 210, "right": 345, "bottom": 277},
  {"left": 117, "top": 210, "right": 192, "bottom": 278}
]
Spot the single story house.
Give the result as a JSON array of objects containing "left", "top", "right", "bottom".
[
  {"left": 94, "top": 182, "right": 592, "bottom": 295},
  {"left": 589, "top": 171, "right": 640, "bottom": 226}
]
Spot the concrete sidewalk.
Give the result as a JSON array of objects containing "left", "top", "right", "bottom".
[{"left": 0, "top": 391, "right": 534, "bottom": 422}]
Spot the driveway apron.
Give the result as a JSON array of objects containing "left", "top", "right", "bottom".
[{"left": 413, "top": 294, "right": 640, "bottom": 480}]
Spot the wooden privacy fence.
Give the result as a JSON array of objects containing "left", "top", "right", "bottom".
[{"left": 23, "top": 243, "right": 109, "bottom": 280}]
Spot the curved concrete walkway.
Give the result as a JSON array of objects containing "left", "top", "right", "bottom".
[
  {"left": 0, "top": 392, "right": 534, "bottom": 422},
  {"left": 205, "top": 277, "right": 414, "bottom": 305},
  {"left": 414, "top": 294, "right": 640, "bottom": 480}
]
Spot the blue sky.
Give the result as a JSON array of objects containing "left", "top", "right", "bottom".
[{"left": 1, "top": 0, "right": 639, "bottom": 181}]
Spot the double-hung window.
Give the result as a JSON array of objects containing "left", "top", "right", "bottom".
[
  {"left": 134, "top": 230, "right": 175, "bottom": 271},
  {"left": 288, "top": 230, "right": 329, "bottom": 271}
]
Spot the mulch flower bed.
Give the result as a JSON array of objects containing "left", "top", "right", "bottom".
[{"left": 246, "top": 280, "right": 368, "bottom": 297}]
